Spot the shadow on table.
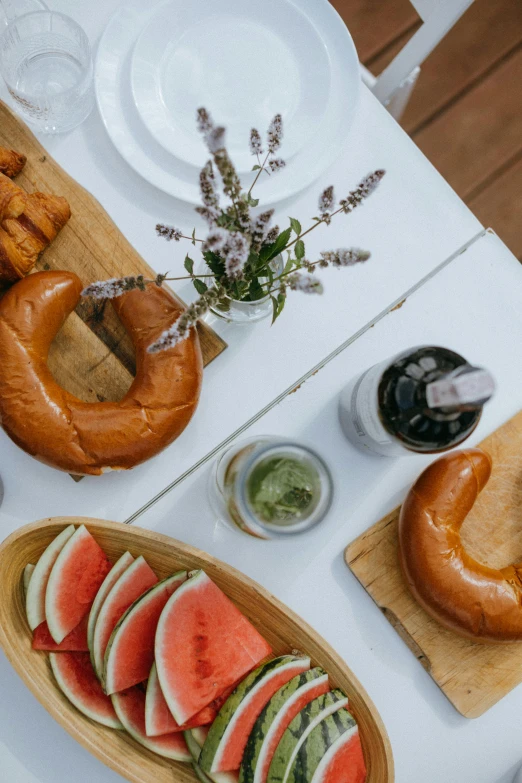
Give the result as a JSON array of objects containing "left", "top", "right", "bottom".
[{"left": 0, "top": 651, "right": 121, "bottom": 783}]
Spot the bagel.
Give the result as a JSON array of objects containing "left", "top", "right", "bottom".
[
  {"left": 0, "top": 271, "right": 203, "bottom": 475},
  {"left": 399, "top": 449, "right": 522, "bottom": 642}
]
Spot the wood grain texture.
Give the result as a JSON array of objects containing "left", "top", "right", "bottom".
[
  {"left": 0, "top": 517, "right": 393, "bottom": 783},
  {"left": 0, "top": 100, "right": 226, "bottom": 405},
  {"left": 330, "top": 0, "right": 418, "bottom": 64},
  {"left": 345, "top": 410, "right": 522, "bottom": 718}
]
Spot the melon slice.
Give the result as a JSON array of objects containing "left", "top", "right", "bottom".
[
  {"left": 185, "top": 728, "right": 239, "bottom": 783},
  {"left": 156, "top": 570, "right": 272, "bottom": 725},
  {"left": 92, "top": 555, "right": 157, "bottom": 679},
  {"left": 46, "top": 525, "right": 112, "bottom": 644},
  {"left": 33, "top": 615, "right": 89, "bottom": 651},
  {"left": 26, "top": 525, "right": 75, "bottom": 631},
  {"left": 240, "top": 668, "right": 330, "bottom": 783},
  {"left": 50, "top": 652, "right": 122, "bottom": 729},
  {"left": 284, "top": 709, "right": 364, "bottom": 783},
  {"left": 200, "top": 655, "right": 311, "bottom": 774},
  {"left": 145, "top": 663, "right": 219, "bottom": 737},
  {"left": 87, "top": 551, "right": 134, "bottom": 661},
  {"left": 266, "top": 690, "right": 349, "bottom": 783},
  {"left": 23, "top": 564, "right": 35, "bottom": 595},
  {"left": 111, "top": 686, "right": 191, "bottom": 762},
  {"left": 104, "top": 571, "right": 187, "bottom": 694}
]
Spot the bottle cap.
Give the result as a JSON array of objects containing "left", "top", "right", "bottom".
[{"left": 426, "top": 367, "right": 495, "bottom": 410}]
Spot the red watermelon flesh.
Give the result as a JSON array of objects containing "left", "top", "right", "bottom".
[
  {"left": 50, "top": 652, "right": 122, "bottom": 729},
  {"left": 104, "top": 571, "right": 187, "bottom": 695},
  {"left": 45, "top": 526, "right": 112, "bottom": 644},
  {"left": 145, "top": 663, "right": 235, "bottom": 737},
  {"left": 26, "top": 525, "right": 75, "bottom": 632},
  {"left": 33, "top": 615, "right": 89, "bottom": 651},
  {"left": 257, "top": 673, "right": 331, "bottom": 783},
  {"left": 311, "top": 726, "right": 366, "bottom": 783},
  {"left": 92, "top": 555, "right": 158, "bottom": 679},
  {"left": 156, "top": 570, "right": 272, "bottom": 725},
  {"left": 112, "top": 686, "right": 191, "bottom": 761}
]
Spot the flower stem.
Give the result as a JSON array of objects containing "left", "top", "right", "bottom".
[{"left": 248, "top": 151, "right": 271, "bottom": 196}]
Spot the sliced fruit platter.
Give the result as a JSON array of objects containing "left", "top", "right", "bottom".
[{"left": 0, "top": 517, "right": 393, "bottom": 782}]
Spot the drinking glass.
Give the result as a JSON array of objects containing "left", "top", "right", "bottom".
[{"left": 0, "top": 11, "right": 94, "bottom": 133}]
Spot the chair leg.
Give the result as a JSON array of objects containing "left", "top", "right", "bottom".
[{"left": 383, "top": 66, "right": 421, "bottom": 121}]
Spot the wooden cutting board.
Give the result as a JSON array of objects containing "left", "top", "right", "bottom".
[
  {"left": 0, "top": 100, "right": 226, "bottom": 407},
  {"left": 345, "top": 410, "right": 522, "bottom": 718}
]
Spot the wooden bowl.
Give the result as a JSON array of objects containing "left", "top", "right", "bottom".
[{"left": 0, "top": 517, "right": 394, "bottom": 782}]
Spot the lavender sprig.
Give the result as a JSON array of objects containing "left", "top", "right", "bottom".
[
  {"left": 250, "top": 128, "right": 263, "bottom": 157},
  {"left": 339, "top": 170, "right": 386, "bottom": 214},
  {"left": 156, "top": 224, "right": 183, "bottom": 242},
  {"left": 147, "top": 286, "right": 225, "bottom": 353},
  {"left": 267, "top": 114, "right": 283, "bottom": 153},
  {"left": 287, "top": 272, "right": 323, "bottom": 294}
]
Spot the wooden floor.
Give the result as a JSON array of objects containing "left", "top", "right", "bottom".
[{"left": 331, "top": 0, "right": 522, "bottom": 260}]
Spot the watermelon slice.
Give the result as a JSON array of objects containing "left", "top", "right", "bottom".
[
  {"left": 104, "top": 571, "right": 187, "bottom": 694},
  {"left": 23, "top": 564, "right": 35, "bottom": 595},
  {"left": 26, "top": 525, "right": 75, "bottom": 631},
  {"left": 240, "top": 668, "right": 330, "bottom": 783},
  {"left": 111, "top": 686, "right": 191, "bottom": 762},
  {"left": 185, "top": 728, "right": 239, "bottom": 783},
  {"left": 46, "top": 526, "right": 112, "bottom": 644},
  {"left": 87, "top": 551, "right": 134, "bottom": 661},
  {"left": 91, "top": 555, "right": 157, "bottom": 680},
  {"left": 50, "top": 652, "right": 122, "bottom": 729},
  {"left": 266, "top": 690, "right": 349, "bottom": 783},
  {"left": 33, "top": 615, "right": 89, "bottom": 651},
  {"left": 200, "top": 655, "right": 311, "bottom": 774},
  {"left": 155, "top": 570, "right": 272, "bottom": 725},
  {"left": 145, "top": 662, "right": 219, "bottom": 737},
  {"left": 284, "top": 709, "right": 364, "bottom": 783}
]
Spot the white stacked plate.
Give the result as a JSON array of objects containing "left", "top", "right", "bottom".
[{"left": 95, "top": 0, "right": 360, "bottom": 204}]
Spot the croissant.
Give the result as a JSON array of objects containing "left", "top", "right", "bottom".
[
  {"left": 0, "top": 146, "right": 26, "bottom": 178},
  {"left": 0, "top": 172, "right": 71, "bottom": 284}
]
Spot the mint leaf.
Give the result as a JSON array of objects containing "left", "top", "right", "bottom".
[
  {"left": 249, "top": 278, "right": 265, "bottom": 301},
  {"left": 193, "top": 279, "right": 208, "bottom": 295},
  {"left": 252, "top": 165, "right": 261, "bottom": 171},
  {"left": 295, "top": 240, "right": 305, "bottom": 260},
  {"left": 289, "top": 217, "right": 302, "bottom": 236},
  {"left": 261, "top": 227, "right": 292, "bottom": 262},
  {"left": 184, "top": 255, "right": 194, "bottom": 274},
  {"left": 191, "top": 228, "right": 197, "bottom": 246}
]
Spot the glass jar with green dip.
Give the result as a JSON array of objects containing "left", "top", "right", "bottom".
[{"left": 209, "top": 437, "right": 333, "bottom": 539}]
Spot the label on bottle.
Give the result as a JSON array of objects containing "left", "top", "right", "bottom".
[{"left": 339, "top": 359, "right": 409, "bottom": 457}]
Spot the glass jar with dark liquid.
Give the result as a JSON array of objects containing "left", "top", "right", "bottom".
[{"left": 339, "top": 346, "right": 495, "bottom": 456}]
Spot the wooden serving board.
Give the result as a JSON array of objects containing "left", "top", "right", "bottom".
[
  {"left": 0, "top": 100, "right": 226, "bottom": 406},
  {"left": 0, "top": 517, "right": 393, "bottom": 783},
  {"left": 345, "top": 410, "right": 522, "bottom": 719}
]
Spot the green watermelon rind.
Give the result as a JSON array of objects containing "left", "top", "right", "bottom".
[
  {"left": 286, "top": 709, "right": 357, "bottom": 783},
  {"left": 186, "top": 731, "right": 240, "bottom": 783},
  {"left": 91, "top": 555, "right": 156, "bottom": 680},
  {"left": 25, "top": 525, "right": 75, "bottom": 631},
  {"left": 309, "top": 724, "right": 361, "bottom": 783},
  {"left": 23, "top": 564, "right": 35, "bottom": 596},
  {"left": 239, "top": 668, "right": 329, "bottom": 783},
  {"left": 87, "top": 551, "right": 134, "bottom": 668},
  {"left": 200, "top": 655, "right": 311, "bottom": 775},
  {"left": 103, "top": 570, "right": 187, "bottom": 695},
  {"left": 266, "top": 690, "right": 349, "bottom": 783},
  {"left": 49, "top": 652, "right": 123, "bottom": 730},
  {"left": 111, "top": 691, "right": 192, "bottom": 762}
]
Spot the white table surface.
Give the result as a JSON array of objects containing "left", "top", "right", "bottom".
[{"left": 0, "top": 2, "right": 518, "bottom": 782}]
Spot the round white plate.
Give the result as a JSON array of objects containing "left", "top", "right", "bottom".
[
  {"left": 130, "top": 0, "right": 332, "bottom": 172},
  {"left": 95, "top": 0, "right": 360, "bottom": 205}
]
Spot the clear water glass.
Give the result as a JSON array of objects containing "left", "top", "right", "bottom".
[{"left": 0, "top": 11, "right": 93, "bottom": 133}]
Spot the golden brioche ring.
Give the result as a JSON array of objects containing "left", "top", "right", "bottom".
[
  {"left": 399, "top": 449, "right": 522, "bottom": 642},
  {"left": 0, "top": 271, "right": 202, "bottom": 475}
]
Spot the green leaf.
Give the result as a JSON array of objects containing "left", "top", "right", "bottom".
[
  {"left": 289, "top": 217, "right": 302, "bottom": 236},
  {"left": 261, "top": 226, "right": 292, "bottom": 263},
  {"left": 271, "top": 292, "right": 286, "bottom": 324},
  {"left": 295, "top": 240, "right": 305, "bottom": 260},
  {"left": 184, "top": 255, "right": 194, "bottom": 274},
  {"left": 193, "top": 279, "right": 208, "bottom": 295},
  {"left": 271, "top": 295, "right": 278, "bottom": 325},
  {"left": 191, "top": 228, "right": 197, "bottom": 246},
  {"left": 204, "top": 250, "right": 226, "bottom": 278},
  {"left": 249, "top": 278, "right": 265, "bottom": 301},
  {"left": 248, "top": 194, "right": 259, "bottom": 207},
  {"left": 252, "top": 165, "right": 261, "bottom": 171},
  {"left": 283, "top": 255, "right": 295, "bottom": 275}
]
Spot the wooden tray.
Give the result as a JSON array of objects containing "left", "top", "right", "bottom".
[
  {"left": 0, "top": 517, "right": 393, "bottom": 782},
  {"left": 345, "top": 410, "right": 522, "bottom": 719},
  {"left": 0, "top": 100, "right": 226, "bottom": 406}
]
